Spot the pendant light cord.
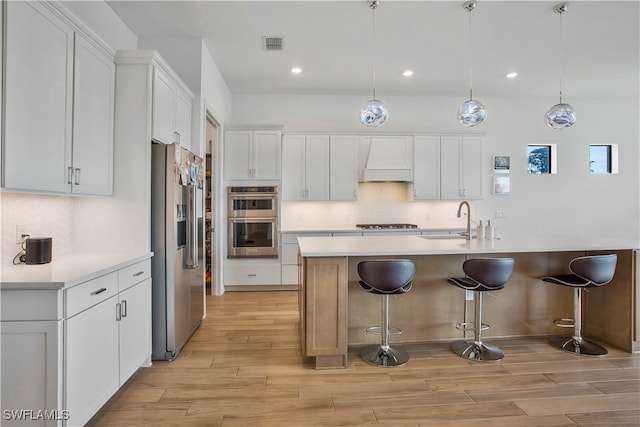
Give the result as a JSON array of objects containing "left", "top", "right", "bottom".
[
  {"left": 468, "top": 5, "right": 473, "bottom": 101},
  {"left": 558, "top": 9, "right": 564, "bottom": 103},
  {"left": 372, "top": 4, "right": 377, "bottom": 100}
]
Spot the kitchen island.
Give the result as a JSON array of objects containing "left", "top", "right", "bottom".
[{"left": 297, "top": 235, "right": 639, "bottom": 369}]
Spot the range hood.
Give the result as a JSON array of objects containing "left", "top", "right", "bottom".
[{"left": 360, "top": 138, "right": 412, "bottom": 182}]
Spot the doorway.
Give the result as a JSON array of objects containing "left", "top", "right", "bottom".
[{"left": 205, "top": 113, "right": 220, "bottom": 295}]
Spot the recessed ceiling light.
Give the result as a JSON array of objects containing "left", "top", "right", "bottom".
[
  {"left": 291, "top": 67, "right": 302, "bottom": 74},
  {"left": 403, "top": 70, "right": 414, "bottom": 77},
  {"left": 506, "top": 72, "right": 518, "bottom": 79}
]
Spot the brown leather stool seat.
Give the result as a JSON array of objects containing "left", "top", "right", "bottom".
[
  {"left": 543, "top": 254, "right": 617, "bottom": 356},
  {"left": 448, "top": 257, "right": 515, "bottom": 362},
  {"left": 358, "top": 259, "right": 415, "bottom": 367}
]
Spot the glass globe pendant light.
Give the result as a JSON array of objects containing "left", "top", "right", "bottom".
[
  {"left": 360, "top": 0, "right": 388, "bottom": 127},
  {"left": 545, "top": 3, "right": 576, "bottom": 130},
  {"left": 458, "top": 0, "right": 486, "bottom": 127}
]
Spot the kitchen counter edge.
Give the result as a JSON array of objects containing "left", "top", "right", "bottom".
[{"left": 1, "top": 252, "right": 154, "bottom": 290}]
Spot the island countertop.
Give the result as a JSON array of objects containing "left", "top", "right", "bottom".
[{"left": 297, "top": 234, "right": 640, "bottom": 257}]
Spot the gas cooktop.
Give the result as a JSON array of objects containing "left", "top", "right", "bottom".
[{"left": 356, "top": 223, "right": 418, "bottom": 230}]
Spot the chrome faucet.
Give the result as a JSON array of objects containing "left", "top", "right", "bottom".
[{"left": 457, "top": 201, "right": 472, "bottom": 240}]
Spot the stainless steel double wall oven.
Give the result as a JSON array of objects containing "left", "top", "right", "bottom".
[{"left": 227, "top": 186, "right": 279, "bottom": 257}]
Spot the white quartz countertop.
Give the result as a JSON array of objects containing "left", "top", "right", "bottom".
[
  {"left": 297, "top": 235, "right": 639, "bottom": 257},
  {"left": 1, "top": 252, "right": 153, "bottom": 290}
]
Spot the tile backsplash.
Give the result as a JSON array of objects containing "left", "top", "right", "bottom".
[
  {"left": 282, "top": 182, "right": 466, "bottom": 230},
  {"left": 1, "top": 193, "right": 74, "bottom": 266}
]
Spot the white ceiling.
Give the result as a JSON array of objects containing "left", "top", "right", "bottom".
[{"left": 105, "top": 0, "right": 639, "bottom": 99}]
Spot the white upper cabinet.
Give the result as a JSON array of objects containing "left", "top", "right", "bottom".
[
  {"left": 412, "top": 136, "right": 441, "bottom": 200},
  {"left": 72, "top": 33, "right": 115, "bottom": 196},
  {"left": 440, "top": 136, "right": 483, "bottom": 200},
  {"left": 282, "top": 135, "right": 330, "bottom": 201},
  {"left": 152, "top": 67, "right": 193, "bottom": 150},
  {"left": 224, "top": 130, "right": 281, "bottom": 180},
  {"left": 330, "top": 135, "right": 358, "bottom": 201},
  {"left": 2, "top": 1, "right": 114, "bottom": 195},
  {"left": 3, "top": 1, "right": 74, "bottom": 193}
]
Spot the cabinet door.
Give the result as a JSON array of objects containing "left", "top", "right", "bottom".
[
  {"left": 1, "top": 320, "right": 62, "bottom": 424},
  {"left": 281, "top": 135, "right": 306, "bottom": 200},
  {"left": 252, "top": 131, "right": 281, "bottom": 180},
  {"left": 65, "top": 296, "right": 119, "bottom": 427},
  {"left": 440, "top": 136, "right": 483, "bottom": 200},
  {"left": 72, "top": 33, "right": 115, "bottom": 196},
  {"left": 3, "top": 1, "right": 73, "bottom": 192},
  {"left": 118, "top": 279, "right": 152, "bottom": 385},
  {"left": 440, "top": 136, "right": 464, "bottom": 199},
  {"left": 460, "top": 137, "right": 483, "bottom": 199},
  {"left": 224, "top": 131, "right": 252, "bottom": 179},
  {"left": 330, "top": 135, "right": 358, "bottom": 201},
  {"left": 413, "top": 136, "right": 441, "bottom": 200},
  {"left": 304, "top": 136, "right": 330, "bottom": 200},
  {"left": 175, "top": 88, "right": 193, "bottom": 151},
  {"left": 152, "top": 67, "right": 177, "bottom": 144}
]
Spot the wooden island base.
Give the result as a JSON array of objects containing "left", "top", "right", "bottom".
[{"left": 300, "top": 250, "right": 637, "bottom": 369}]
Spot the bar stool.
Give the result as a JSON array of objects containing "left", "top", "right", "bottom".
[
  {"left": 543, "top": 254, "right": 617, "bottom": 356},
  {"left": 448, "top": 257, "right": 515, "bottom": 362},
  {"left": 358, "top": 259, "right": 415, "bottom": 367}
]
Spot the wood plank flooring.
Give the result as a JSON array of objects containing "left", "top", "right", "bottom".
[{"left": 88, "top": 291, "right": 640, "bottom": 426}]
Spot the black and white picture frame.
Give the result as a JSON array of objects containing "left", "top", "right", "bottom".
[{"left": 493, "top": 156, "right": 510, "bottom": 174}]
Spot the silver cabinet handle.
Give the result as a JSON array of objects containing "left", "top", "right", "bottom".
[
  {"left": 116, "top": 303, "right": 122, "bottom": 321},
  {"left": 74, "top": 168, "right": 81, "bottom": 185},
  {"left": 133, "top": 271, "right": 144, "bottom": 277},
  {"left": 121, "top": 300, "right": 127, "bottom": 318},
  {"left": 91, "top": 287, "right": 107, "bottom": 296},
  {"left": 67, "top": 167, "right": 74, "bottom": 184},
  {"left": 248, "top": 273, "right": 257, "bottom": 277}
]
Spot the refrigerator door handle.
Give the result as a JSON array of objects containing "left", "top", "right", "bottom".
[
  {"left": 192, "top": 184, "right": 199, "bottom": 268},
  {"left": 186, "top": 183, "right": 198, "bottom": 268}
]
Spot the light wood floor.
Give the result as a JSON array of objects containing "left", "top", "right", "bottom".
[{"left": 88, "top": 290, "right": 640, "bottom": 426}]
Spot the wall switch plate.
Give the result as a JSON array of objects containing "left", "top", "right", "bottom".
[
  {"left": 465, "top": 290, "right": 474, "bottom": 301},
  {"left": 495, "top": 211, "right": 508, "bottom": 218}
]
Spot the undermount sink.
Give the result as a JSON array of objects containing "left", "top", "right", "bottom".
[{"left": 419, "top": 234, "right": 466, "bottom": 240}]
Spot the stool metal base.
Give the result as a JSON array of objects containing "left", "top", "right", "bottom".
[
  {"left": 548, "top": 336, "right": 608, "bottom": 356},
  {"left": 360, "top": 344, "right": 409, "bottom": 367},
  {"left": 451, "top": 340, "right": 504, "bottom": 362}
]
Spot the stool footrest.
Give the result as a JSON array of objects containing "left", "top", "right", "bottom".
[
  {"left": 455, "top": 321, "right": 489, "bottom": 332},
  {"left": 365, "top": 326, "right": 403, "bottom": 335},
  {"left": 553, "top": 318, "right": 575, "bottom": 328}
]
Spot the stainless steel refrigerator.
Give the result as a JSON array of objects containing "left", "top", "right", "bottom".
[{"left": 151, "top": 142, "right": 205, "bottom": 360}]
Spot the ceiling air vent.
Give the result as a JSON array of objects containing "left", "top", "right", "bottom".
[{"left": 262, "top": 36, "right": 283, "bottom": 51}]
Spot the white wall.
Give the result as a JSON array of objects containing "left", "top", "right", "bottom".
[
  {"left": 233, "top": 94, "right": 640, "bottom": 241},
  {"left": 62, "top": 1, "right": 137, "bottom": 50}
]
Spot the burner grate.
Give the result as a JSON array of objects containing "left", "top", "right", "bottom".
[{"left": 356, "top": 223, "right": 418, "bottom": 230}]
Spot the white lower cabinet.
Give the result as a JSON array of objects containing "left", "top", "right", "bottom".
[
  {"left": 1, "top": 320, "right": 62, "bottom": 426},
  {"left": 118, "top": 279, "right": 152, "bottom": 384},
  {"left": 224, "top": 263, "right": 281, "bottom": 286},
  {"left": 280, "top": 232, "right": 340, "bottom": 285},
  {"left": 0, "top": 258, "right": 151, "bottom": 427},
  {"left": 65, "top": 293, "right": 119, "bottom": 427}
]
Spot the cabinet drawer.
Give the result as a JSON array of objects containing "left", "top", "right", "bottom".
[
  {"left": 118, "top": 259, "right": 151, "bottom": 292},
  {"left": 224, "top": 264, "right": 281, "bottom": 286},
  {"left": 65, "top": 272, "right": 118, "bottom": 318}
]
